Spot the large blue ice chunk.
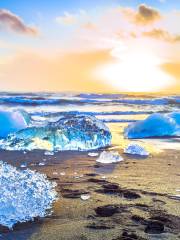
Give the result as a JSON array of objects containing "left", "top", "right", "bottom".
[
  {"left": 124, "top": 112, "right": 180, "bottom": 139},
  {"left": 1, "top": 115, "right": 112, "bottom": 151},
  {"left": 0, "top": 161, "right": 57, "bottom": 229},
  {"left": 0, "top": 110, "right": 30, "bottom": 138}
]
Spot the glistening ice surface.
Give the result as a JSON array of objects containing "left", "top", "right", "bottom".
[
  {"left": 0, "top": 161, "right": 57, "bottom": 229},
  {"left": 124, "top": 112, "right": 180, "bottom": 139},
  {"left": 0, "top": 114, "right": 112, "bottom": 151}
]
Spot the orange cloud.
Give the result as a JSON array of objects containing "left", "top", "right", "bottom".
[
  {"left": 123, "top": 4, "right": 161, "bottom": 25},
  {"left": 161, "top": 62, "right": 180, "bottom": 92},
  {"left": 0, "top": 50, "right": 114, "bottom": 92},
  {"left": 0, "top": 9, "right": 38, "bottom": 36},
  {"left": 142, "top": 28, "right": 180, "bottom": 42},
  {"left": 82, "top": 22, "right": 97, "bottom": 30}
]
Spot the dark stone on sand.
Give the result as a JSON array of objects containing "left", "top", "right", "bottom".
[
  {"left": 86, "top": 221, "right": 115, "bottom": 230},
  {"left": 85, "top": 173, "right": 99, "bottom": 177},
  {"left": 122, "top": 231, "right": 138, "bottom": 239},
  {"left": 150, "top": 213, "right": 180, "bottom": 234},
  {"left": 135, "top": 203, "right": 149, "bottom": 208},
  {"left": 113, "top": 230, "right": 145, "bottom": 240},
  {"left": 61, "top": 189, "right": 89, "bottom": 198},
  {"left": 95, "top": 205, "right": 119, "bottom": 217},
  {"left": 122, "top": 191, "right": 141, "bottom": 200},
  {"left": 87, "top": 178, "right": 108, "bottom": 184},
  {"left": 131, "top": 215, "right": 147, "bottom": 225},
  {"left": 145, "top": 220, "right": 164, "bottom": 234},
  {"left": 103, "top": 183, "right": 119, "bottom": 190},
  {"left": 95, "top": 184, "right": 141, "bottom": 199}
]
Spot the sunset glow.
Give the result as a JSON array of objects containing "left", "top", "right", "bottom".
[
  {"left": 0, "top": 0, "right": 179, "bottom": 93},
  {"left": 95, "top": 50, "right": 174, "bottom": 92}
]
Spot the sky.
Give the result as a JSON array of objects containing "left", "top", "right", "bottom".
[{"left": 0, "top": 0, "right": 179, "bottom": 93}]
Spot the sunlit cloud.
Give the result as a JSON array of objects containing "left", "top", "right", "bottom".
[
  {"left": 142, "top": 28, "right": 180, "bottom": 42},
  {"left": 123, "top": 4, "right": 161, "bottom": 25},
  {"left": 82, "top": 22, "right": 97, "bottom": 30},
  {"left": 0, "top": 9, "right": 38, "bottom": 36}
]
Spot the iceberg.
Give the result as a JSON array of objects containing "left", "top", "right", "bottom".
[
  {"left": 124, "top": 112, "right": 180, "bottom": 139},
  {"left": 96, "top": 151, "right": 123, "bottom": 164},
  {"left": 0, "top": 161, "right": 57, "bottom": 229},
  {"left": 0, "top": 110, "right": 30, "bottom": 138},
  {"left": 0, "top": 115, "right": 111, "bottom": 151},
  {"left": 124, "top": 144, "right": 149, "bottom": 156}
]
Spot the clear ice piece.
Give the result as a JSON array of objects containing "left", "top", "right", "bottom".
[
  {"left": 124, "top": 144, "right": 149, "bottom": 156},
  {"left": 1, "top": 115, "right": 111, "bottom": 151},
  {"left": 0, "top": 161, "right": 57, "bottom": 229},
  {"left": 96, "top": 151, "right": 123, "bottom": 164}
]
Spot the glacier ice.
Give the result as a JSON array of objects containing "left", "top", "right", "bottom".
[
  {"left": 80, "top": 194, "right": 90, "bottom": 201},
  {"left": 0, "top": 161, "right": 57, "bottom": 229},
  {"left": 88, "top": 152, "right": 99, "bottom": 157},
  {"left": 124, "top": 112, "right": 180, "bottom": 139},
  {"left": 96, "top": 151, "right": 123, "bottom": 164},
  {"left": 124, "top": 144, "right": 149, "bottom": 156},
  {"left": 0, "top": 115, "right": 111, "bottom": 151},
  {"left": 0, "top": 110, "right": 29, "bottom": 138}
]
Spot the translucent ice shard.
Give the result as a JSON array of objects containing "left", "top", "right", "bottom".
[
  {"left": 1, "top": 115, "right": 111, "bottom": 151},
  {"left": 124, "top": 112, "right": 180, "bottom": 139},
  {"left": 124, "top": 144, "right": 149, "bottom": 156},
  {"left": 96, "top": 151, "right": 123, "bottom": 164},
  {"left": 0, "top": 161, "right": 57, "bottom": 229},
  {"left": 0, "top": 110, "right": 29, "bottom": 138}
]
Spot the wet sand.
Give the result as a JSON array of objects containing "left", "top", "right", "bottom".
[
  {"left": 0, "top": 148, "right": 179, "bottom": 240},
  {"left": 0, "top": 123, "right": 180, "bottom": 240}
]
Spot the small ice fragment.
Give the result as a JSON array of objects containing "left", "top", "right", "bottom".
[
  {"left": 23, "top": 151, "right": 27, "bottom": 154},
  {"left": 20, "top": 163, "right": 27, "bottom": 168},
  {"left": 88, "top": 152, "right": 99, "bottom": 157},
  {"left": 80, "top": 194, "right": 90, "bottom": 201},
  {"left": 74, "top": 172, "right": 77, "bottom": 175},
  {"left": 53, "top": 171, "right": 58, "bottom": 175},
  {"left": 101, "top": 175, "right": 106, "bottom": 179},
  {"left": 60, "top": 172, "right": 65, "bottom": 176},
  {"left": 39, "top": 162, "right": 45, "bottom": 166},
  {"left": 96, "top": 151, "right": 123, "bottom": 164},
  {"left": 176, "top": 189, "right": 180, "bottom": 192},
  {"left": 124, "top": 144, "right": 149, "bottom": 156},
  {"left": 44, "top": 151, "right": 54, "bottom": 156}
]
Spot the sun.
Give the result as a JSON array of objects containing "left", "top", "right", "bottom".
[{"left": 94, "top": 49, "right": 174, "bottom": 92}]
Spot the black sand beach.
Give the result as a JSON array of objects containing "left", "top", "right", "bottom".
[{"left": 1, "top": 122, "right": 180, "bottom": 240}]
